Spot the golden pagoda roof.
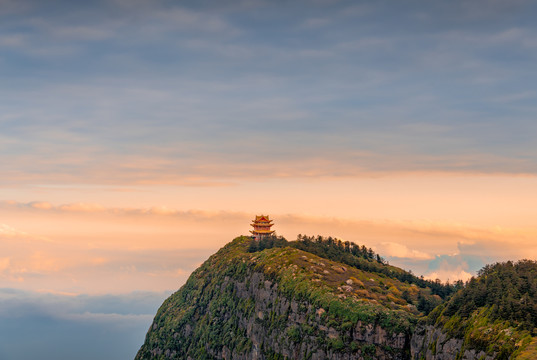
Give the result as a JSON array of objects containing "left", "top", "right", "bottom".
[{"left": 253, "top": 215, "right": 272, "bottom": 222}]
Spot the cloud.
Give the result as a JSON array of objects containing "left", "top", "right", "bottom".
[
  {"left": 422, "top": 252, "right": 480, "bottom": 282},
  {"left": 425, "top": 268, "right": 473, "bottom": 283},
  {"left": 2, "top": 199, "right": 535, "bottom": 250},
  {"left": 0, "top": 223, "right": 29, "bottom": 237},
  {"left": 0, "top": 258, "right": 10, "bottom": 272},
  {"left": 28, "top": 201, "right": 53, "bottom": 210},
  {"left": 0, "top": 0, "right": 536, "bottom": 186},
  {"left": 377, "top": 242, "right": 433, "bottom": 260},
  {"left": 416, "top": 236, "right": 534, "bottom": 282},
  {"left": 57, "top": 203, "right": 105, "bottom": 212},
  {"left": 0, "top": 214, "right": 216, "bottom": 292},
  {"left": 0, "top": 288, "right": 168, "bottom": 360},
  {"left": 0, "top": 199, "right": 535, "bottom": 287},
  {"left": 3, "top": 140, "right": 537, "bottom": 186},
  {"left": 0, "top": 199, "right": 250, "bottom": 220}
]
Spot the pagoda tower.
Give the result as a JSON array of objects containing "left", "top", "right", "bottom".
[{"left": 250, "top": 215, "right": 274, "bottom": 241}]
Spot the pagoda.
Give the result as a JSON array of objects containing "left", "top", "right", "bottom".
[{"left": 250, "top": 215, "right": 274, "bottom": 241}]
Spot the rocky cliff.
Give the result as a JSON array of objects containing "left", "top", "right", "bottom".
[
  {"left": 136, "top": 236, "right": 422, "bottom": 359},
  {"left": 135, "top": 237, "right": 537, "bottom": 360},
  {"left": 410, "top": 325, "right": 493, "bottom": 360},
  {"left": 142, "top": 269, "right": 409, "bottom": 360}
]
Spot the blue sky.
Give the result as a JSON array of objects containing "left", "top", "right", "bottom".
[{"left": 1, "top": 1, "right": 537, "bottom": 359}]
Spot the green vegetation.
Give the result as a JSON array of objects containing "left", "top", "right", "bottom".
[
  {"left": 136, "top": 235, "right": 537, "bottom": 360},
  {"left": 516, "top": 338, "right": 537, "bottom": 359},
  {"left": 443, "top": 260, "right": 537, "bottom": 328},
  {"left": 291, "top": 235, "right": 459, "bottom": 300},
  {"left": 427, "top": 260, "right": 537, "bottom": 359},
  {"left": 136, "top": 236, "right": 429, "bottom": 359},
  {"left": 249, "top": 233, "right": 459, "bottom": 311},
  {"left": 250, "top": 244, "right": 418, "bottom": 334}
]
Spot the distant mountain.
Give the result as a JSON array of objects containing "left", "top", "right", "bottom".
[
  {"left": 135, "top": 236, "right": 537, "bottom": 360},
  {"left": 412, "top": 260, "right": 537, "bottom": 360}
]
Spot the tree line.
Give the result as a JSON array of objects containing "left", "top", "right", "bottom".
[
  {"left": 248, "top": 234, "right": 459, "bottom": 300},
  {"left": 443, "top": 260, "right": 537, "bottom": 330}
]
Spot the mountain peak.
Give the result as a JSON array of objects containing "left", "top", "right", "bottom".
[{"left": 135, "top": 236, "right": 537, "bottom": 360}]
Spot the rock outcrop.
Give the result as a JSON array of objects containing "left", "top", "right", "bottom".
[{"left": 410, "top": 325, "right": 493, "bottom": 360}]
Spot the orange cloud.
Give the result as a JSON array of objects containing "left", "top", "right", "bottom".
[
  {"left": 3, "top": 148, "right": 537, "bottom": 187},
  {"left": 28, "top": 201, "right": 54, "bottom": 210},
  {"left": 57, "top": 203, "right": 106, "bottom": 213},
  {"left": 377, "top": 242, "right": 434, "bottom": 260},
  {"left": 0, "top": 258, "right": 10, "bottom": 272},
  {"left": 0, "top": 223, "right": 28, "bottom": 237},
  {"left": 0, "top": 191, "right": 535, "bottom": 292}
]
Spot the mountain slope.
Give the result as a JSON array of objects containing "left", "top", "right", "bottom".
[
  {"left": 412, "top": 260, "right": 537, "bottom": 360},
  {"left": 135, "top": 237, "right": 537, "bottom": 360},
  {"left": 135, "top": 236, "right": 439, "bottom": 359}
]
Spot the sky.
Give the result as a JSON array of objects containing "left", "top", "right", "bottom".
[{"left": 1, "top": 0, "right": 537, "bottom": 358}]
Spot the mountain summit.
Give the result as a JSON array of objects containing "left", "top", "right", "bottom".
[{"left": 135, "top": 236, "right": 537, "bottom": 360}]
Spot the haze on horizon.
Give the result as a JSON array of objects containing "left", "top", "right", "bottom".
[{"left": 1, "top": 0, "right": 537, "bottom": 359}]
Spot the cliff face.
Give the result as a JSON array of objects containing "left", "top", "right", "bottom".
[
  {"left": 410, "top": 325, "right": 493, "bottom": 360},
  {"left": 155, "top": 270, "right": 408, "bottom": 360}
]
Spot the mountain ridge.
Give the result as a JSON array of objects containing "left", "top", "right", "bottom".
[{"left": 135, "top": 235, "right": 537, "bottom": 360}]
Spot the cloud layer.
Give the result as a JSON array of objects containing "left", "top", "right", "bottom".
[
  {"left": 1, "top": 0, "right": 537, "bottom": 185},
  {"left": 1, "top": 199, "right": 534, "bottom": 294},
  {"left": 0, "top": 288, "right": 167, "bottom": 360}
]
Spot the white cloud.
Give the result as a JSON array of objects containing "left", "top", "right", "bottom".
[
  {"left": 378, "top": 242, "right": 434, "bottom": 260},
  {"left": 0, "top": 223, "right": 28, "bottom": 237},
  {"left": 425, "top": 268, "right": 473, "bottom": 283}
]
